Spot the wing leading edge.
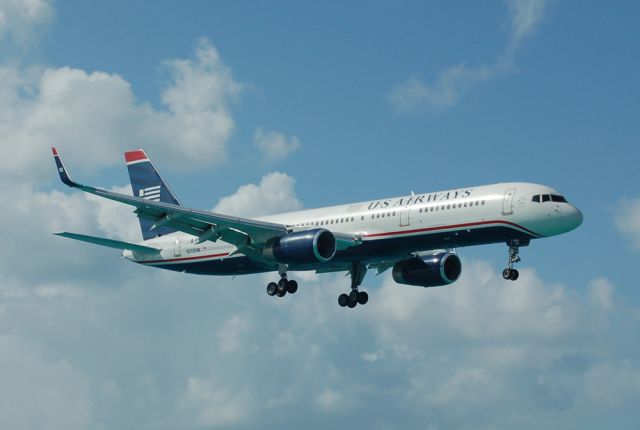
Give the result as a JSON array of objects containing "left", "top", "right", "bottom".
[{"left": 51, "top": 148, "right": 289, "bottom": 253}]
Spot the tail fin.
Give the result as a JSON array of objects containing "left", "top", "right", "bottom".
[{"left": 125, "top": 149, "right": 181, "bottom": 240}]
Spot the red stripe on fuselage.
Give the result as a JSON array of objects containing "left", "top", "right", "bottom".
[
  {"left": 137, "top": 220, "right": 540, "bottom": 266},
  {"left": 364, "top": 220, "right": 541, "bottom": 238},
  {"left": 125, "top": 150, "right": 148, "bottom": 163}
]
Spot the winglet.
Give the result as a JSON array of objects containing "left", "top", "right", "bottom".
[{"left": 52, "top": 147, "right": 78, "bottom": 187}]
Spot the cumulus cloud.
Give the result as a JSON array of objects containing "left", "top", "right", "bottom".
[
  {"left": 0, "top": 0, "right": 53, "bottom": 50},
  {"left": 361, "top": 261, "right": 640, "bottom": 428},
  {"left": 614, "top": 198, "right": 640, "bottom": 250},
  {"left": 179, "top": 377, "right": 251, "bottom": 427},
  {"left": 253, "top": 127, "right": 301, "bottom": 162},
  {"left": 0, "top": 38, "right": 241, "bottom": 180},
  {"left": 213, "top": 172, "right": 303, "bottom": 217},
  {"left": 389, "top": 0, "right": 548, "bottom": 113},
  {"left": 0, "top": 181, "right": 140, "bottom": 284},
  {"left": 0, "top": 335, "right": 92, "bottom": 430}
]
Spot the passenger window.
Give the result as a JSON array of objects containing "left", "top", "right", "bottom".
[
  {"left": 481, "top": 200, "right": 485, "bottom": 205},
  {"left": 542, "top": 194, "right": 551, "bottom": 202}
]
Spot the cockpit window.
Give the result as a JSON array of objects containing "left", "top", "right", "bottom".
[
  {"left": 542, "top": 194, "right": 551, "bottom": 202},
  {"left": 532, "top": 195, "right": 540, "bottom": 203},
  {"left": 551, "top": 195, "right": 568, "bottom": 203}
]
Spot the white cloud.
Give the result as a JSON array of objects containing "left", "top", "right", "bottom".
[
  {"left": 180, "top": 377, "right": 251, "bottom": 427},
  {"left": 615, "top": 198, "right": 640, "bottom": 250},
  {"left": 588, "top": 277, "right": 614, "bottom": 311},
  {"left": 213, "top": 172, "right": 303, "bottom": 217},
  {"left": 253, "top": 127, "right": 301, "bottom": 162},
  {"left": 0, "top": 38, "right": 241, "bottom": 181},
  {"left": 360, "top": 261, "right": 640, "bottom": 428},
  {"left": 389, "top": 0, "right": 548, "bottom": 113},
  {"left": 0, "top": 0, "right": 53, "bottom": 49},
  {"left": 84, "top": 184, "right": 141, "bottom": 243},
  {"left": 506, "top": 0, "right": 548, "bottom": 52},
  {"left": 390, "top": 64, "right": 497, "bottom": 113},
  {"left": 0, "top": 335, "right": 92, "bottom": 430},
  {"left": 216, "top": 314, "right": 252, "bottom": 354}
]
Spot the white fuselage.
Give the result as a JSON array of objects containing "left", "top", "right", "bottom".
[{"left": 124, "top": 182, "right": 583, "bottom": 275}]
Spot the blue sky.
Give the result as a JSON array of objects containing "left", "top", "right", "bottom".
[{"left": 1, "top": 1, "right": 639, "bottom": 429}]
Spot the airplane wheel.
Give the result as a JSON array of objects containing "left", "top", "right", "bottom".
[
  {"left": 276, "top": 288, "right": 286, "bottom": 297},
  {"left": 338, "top": 293, "right": 349, "bottom": 307},
  {"left": 502, "top": 269, "right": 512, "bottom": 280},
  {"left": 286, "top": 280, "right": 298, "bottom": 294},
  {"left": 267, "top": 282, "right": 277, "bottom": 296},
  {"left": 510, "top": 269, "right": 519, "bottom": 281},
  {"left": 347, "top": 297, "right": 357, "bottom": 308},
  {"left": 357, "top": 291, "right": 369, "bottom": 305}
]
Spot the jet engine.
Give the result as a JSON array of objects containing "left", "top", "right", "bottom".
[
  {"left": 264, "top": 229, "right": 336, "bottom": 265},
  {"left": 392, "top": 252, "right": 462, "bottom": 287}
]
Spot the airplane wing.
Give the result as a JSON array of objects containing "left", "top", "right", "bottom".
[{"left": 52, "top": 148, "right": 288, "bottom": 253}]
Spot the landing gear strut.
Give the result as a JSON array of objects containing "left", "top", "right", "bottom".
[
  {"left": 338, "top": 261, "right": 369, "bottom": 309},
  {"left": 266, "top": 266, "right": 298, "bottom": 298},
  {"left": 502, "top": 239, "right": 522, "bottom": 281}
]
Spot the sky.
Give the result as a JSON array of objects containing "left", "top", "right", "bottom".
[{"left": 1, "top": 0, "right": 639, "bottom": 428}]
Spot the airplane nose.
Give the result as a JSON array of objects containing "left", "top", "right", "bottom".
[
  {"left": 575, "top": 207, "right": 584, "bottom": 226},
  {"left": 567, "top": 206, "right": 583, "bottom": 231}
]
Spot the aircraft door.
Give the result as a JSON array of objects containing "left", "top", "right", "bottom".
[
  {"left": 174, "top": 238, "right": 181, "bottom": 257},
  {"left": 502, "top": 188, "right": 516, "bottom": 215},
  {"left": 400, "top": 207, "right": 410, "bottom": 227}
]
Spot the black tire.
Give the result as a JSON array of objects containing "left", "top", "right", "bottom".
[
  {"left": 347, "top": 297, "right": 357, "bottom": 308},
  {"left": 510, "top": 269, "right": 519, "bottom": 281},
  {"left": 502, "top": 268, "right": 512, "bottom": 280},
  {"left": 357, "top": 291, "right": 369, "bottom": 305},
  {"left": 338, "top": 293, "right": 349, "bottom": 307},
  {"left": 266, "top": 282, "right": 277, "bottom": 296},
  {"left": 286, "top": 280, "right": 298, "bottom": 294},
  {"left": 349, "top": 290, "right": 359, "bottom": 301},
  {"left": 276, "top": 279, "right": 288, "bottom": 296}
]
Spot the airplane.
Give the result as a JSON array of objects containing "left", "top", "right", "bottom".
[{"left": 52, "top": 148, "right": 583, "bottom": 309}]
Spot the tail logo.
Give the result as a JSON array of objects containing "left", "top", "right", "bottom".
[{"left": 139, "top": 185, "right": 161, "bottom": 202}]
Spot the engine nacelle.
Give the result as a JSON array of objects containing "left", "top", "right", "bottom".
[
  {"left": 264, "top": 229, "right": 336, "bottom": 265},
  {"left": 392, "top": 252, "right": 462, "bottom": 288}
]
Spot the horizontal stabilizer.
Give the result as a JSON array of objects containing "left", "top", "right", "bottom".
[{"left": 54, "top": 232, "right": 161, "bottom": 254}]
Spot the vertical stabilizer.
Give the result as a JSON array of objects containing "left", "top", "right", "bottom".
[{"left": 125, "top": 150, "right": 181, "bottom": 240}]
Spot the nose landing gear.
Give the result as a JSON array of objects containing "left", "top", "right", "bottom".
[{"left": 502, "top": 239, "right": 522, "bottom": 281}]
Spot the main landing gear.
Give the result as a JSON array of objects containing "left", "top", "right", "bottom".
[
  {"left": 502, "top": 239, "right": 522, "bottom": 281},
  {"left": 266, "top": 267, "right": 298, "bottom": 298},
  {"left": 338, "top": 261, "right": 369, "bottom": 309}
]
